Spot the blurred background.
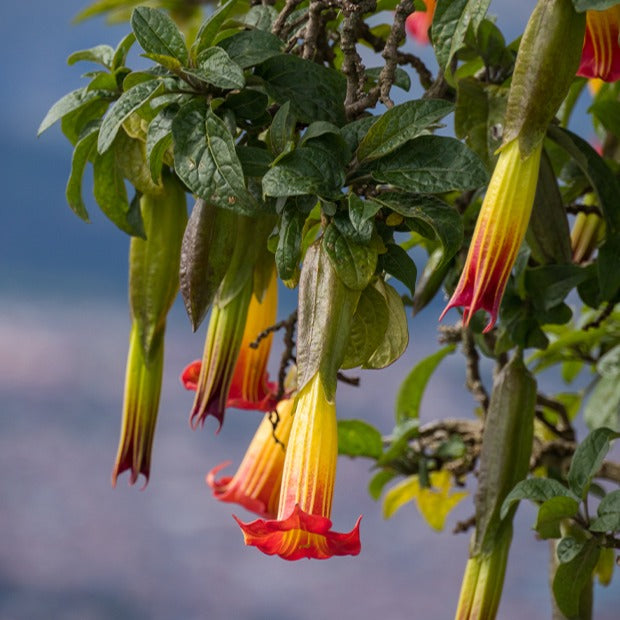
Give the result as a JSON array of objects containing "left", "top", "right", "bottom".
[{"left": 1, "top": 1, "right": 619, "bottom": 618}]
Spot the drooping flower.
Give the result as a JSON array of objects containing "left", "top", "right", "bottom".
[
  {"left": 182, "top": 264, "right": 279, "bottom": 416},
  {"left": 440, "top": 139, "right": 542, "bottom": 332},
  {"left": 112, "top": 323, "right": 164, "bottom": 487},
  {"left": 405, "top": 0, "right": 436, "bottom": 45},
  {"left": 235, "top": 373, "right": 361, "bottom": 560},
  {"left": 577, "top": 6, "right": 620, "bottom": 82},
  {"left": 207, "top": 398, "right": 295, "bottom": 518}
]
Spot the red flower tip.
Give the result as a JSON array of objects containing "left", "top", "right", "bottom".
[
  {"left": 181, "top": 360, "right": 201, "bottom": 391},
  {"left": 234, "top": 504, "right": 362, "bottom": 561}
]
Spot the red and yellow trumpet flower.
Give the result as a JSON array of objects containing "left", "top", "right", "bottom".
[
  {"left": 207, "top": 398, "right": 295, "bottom": 518},
  {"left": 440, "top": 139, "right": 542, "bottom": 332},
  {"left": 578, "top": 6, "right": 620, "bottom": 82},
  {"left": 182, "top": 264, "right": 278, "bottom": 417},
  {"left": 405, "top": 0, "right": 436, "bottom": 45},
  {"left": 234, "top": 372, "right": 361, "bottom": 560}
]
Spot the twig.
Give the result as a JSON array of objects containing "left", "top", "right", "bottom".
[
  {"left": 272, "top": 0, "right": 305, "bottom": 37},
  {"left": 453, "top": 515, "right": 476, "bottom": 534},
  {"left": 337, "top": 371, "right": 360, "bottom": 386},
  {"left": 565, "top": 203, "right": 601, "bottom": 216},
  {"left": 462, "top": 328, "right": 490, "bottom": 413},
  {"left": 583, "top": 301, "right": 616, "bottom": 331},
  {"left": 536, "top": 393, "right": 575, "bottom": 441},
  {"left": 276, "top": 309, "right": 298, "bottom": 402}
]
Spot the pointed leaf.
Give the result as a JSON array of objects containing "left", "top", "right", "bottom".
[
  {"left": 379, "top": 243, "right": 417, "bottom": 297},
  {"left": 337, "top": 419, "right": 383, "bottom": 459},
  {"left": 68, "top": 44, "right": 114, "bottom": 68},
  {"left": 500, "top": 478, "right": 577, "bottom": 520},
  {"left": 192, "top": 0, "right": 243, "bottom": 57},
  {"left": 146, "top": 106, "right": 176, "bottom": 183},
  {"left": 66, "top": 128, "right": 98, "bottom": 221},
  {"left": 217, "top": 29, "right": 283, "bottom": 69},
  {"left": 535, "top": 496, "right": 580, "bottom": 539},
  {"left": 192, "top": 47, "right": 245, "bottom": 90},
  {"left": 131, "top": 7, "right": 188, "bottom": 65},
  {"left": 39, "top": 88, "right": 111, "bottom": 136}
]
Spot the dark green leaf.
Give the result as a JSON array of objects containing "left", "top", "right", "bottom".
[
  {"left": 131, "top": 7, "right": 188, "bottom": 65},
  {"left": 323, "top": 223, "right": 378, "bottom": 290},
  {"left": 275, "top": 203, "right": 306, "bottom": 281},
  {"left": 567, "top": 427, "right": 619, "bottom": 499},
  {"left": 553, "top": 540, "right": 600, "bottom": 618},
  {"left": 598, "top": 234, "right": 620, "bottom": 300},
  {"left": 337, "top": 419, "right": 384, "bottom": 459},
  {"left": 356, "top": 99, "right": 453, "bottom": 163},
  {"left": 365, "top": 66, "right": 411, "bottom": 91},
  {"left": 342, "top": 284, "right": 389, "bottom": 370},
  {"left": 172, "top": 100, "right": 259, "bottom": 215},
  {"left": 60, "top": 98, "right": 110, "bottom": 146},
  {"left": 146, "top": 106, "right": 176, "bottom": 183},
  {"left": 224, "top": 89, "right": 269, "bottom": 122},
  {"left": 395, "top": 345, "right": 455, "bottom": 424},
  {"left": 218, "top": 29, "right": 283, "bottom": 68},
  {"left": 590, "top": 490, "right": 620, "bottom": 532},
  {"left": 92, "top": 146, "right": 144, "bottom": 237},
  {"left": 365, "top": 280, "right": 409, "bottom": 369},
  {"left": 589, "top": 100, "right": 620, "bottom": 136},
  {"left": 255, "top": 54, "right": 347, "bottom": 125},
  {"left": 192, "top": 47, "right": 245, "bottom": 90},
  {"left": 39, "top": 88, "right": 111, "bottom": 136},
  {"left": 431, "top": 0, "right": 492, "bottom": 74},
  {"left": 348, "top": 194, "right": 379, "bottom": 244},
  {"left": 557, "top": 536, "right": 585, "bottom": 564},
  {"left": 242, "top": 5, "right": 278, "bottom": 30},
  {"left": 547, "top": 125, "right": 620, "bottom": 235},
  {"left": 525, "top": 264, "right": 591, "bottom": 311},
  {"left": 370, "top": 193, "right": 463, "bottom": 262},
  {"left": 192, "top": 0, "right": 242, "bottom": 57},
  {"left": 236, "top": 146, "right": 272, "bottom": 177},
  {"left": 268, "top": 101, "right": 296, "bottom": 155},
  {"left": 500, "top": 478, "right": 577, "bottom": 520},
  {"left": 342, "top": 116, "right": 376, "bottom": 153},
  {"left": 68, "top": 44, "right": 114, "bottom": 68},
  {"left": 263, "top": 147, "right": 345, "bottom": 199},
  {"left": 180, "top": 199, "right": 237, "bottom": 330},
  {"left": 362, "top": 135, "right": 489, "bottom": 193},
  {"left": 379, "top": 243, "right": 417, "bottom": 298},
  {"left": 66, "top": 128, "right": 98, "bottom": 221},
  {"left": 535, "top": 496, "right": 580, "bottom": 539},
  {"left": 97, "top": 79, "right": 163, "bottom": 154}
]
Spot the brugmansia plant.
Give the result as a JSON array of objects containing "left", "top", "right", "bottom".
[{"left": 39, "top": 0, "right": 620, "bottom": 616}]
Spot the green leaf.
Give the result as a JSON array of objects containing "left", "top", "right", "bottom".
[
  {"left": 342, "top": 284, "right": 389, "bottom": 370},
  {"left": 365, "top": 66, "right": 411, "bottom": 91},
  {"left": 68, "top": 44, "right": 114, "bottom": 68},
  {"left": 112, "top": 33, "right": 136, "bottom": 71},
  {"left": 172, "top": 100, "right": 259, "bottom": 215},
  {"left": 192, "top": 47, "right": 245, "bottom": 90},
  {"left": 242, "top": 4, "right": 278, "bottom": 30},
  {"left": 547, "top": 125, "right": 620, "bottom": 235},
  {"left": 557, "top": 536, "right": 586, "bottom": 564},
  {"left": 323, "top": 223, "right": 378, "bottom": 290},
  {"left": 431, "top": 0, "right": 492, "bottom": 74},
  {"left": 275, "top": 203, "right": 306, "bottom": 281},
  {"left": 589, "top": 100, "right": 620, "bottom": 136},
  {"left": 356, "top": 99, "right": 453, "bottom": 163},
  {"left": 131, "top": 7, "right": 188, "bottom": 65},
  {"left": 97, "top": 79, "right": 164, "bottom": 154},
  {"left": 455, "top": 77, "right": 506, "bottom": 168},
  {"left": 365, "top": 280, "right": 409, "bottom": 369},
  {"left": 362, "top": 135, "right": 489, "bottom": 193},
  {"left": 263, "top": 147, "right": 345, "bottom": 199},
  {"left": 369, "top": 193, "right": 463, "bottom": 262},
  {"left": 268, "top": 101, "right": 296, "bottom": 155},
  {"left": 66, "top": 127, "right": 98, "bottom": 221},
  {"left": 584, "top": 374, "right": 620, "bottom": 432},
  {"left": 524, "top": 264, "right": 591, "bottom": 312},
  {"left": 369, "top": 470, "right": 397, "bottom": 500},
  {"left": 224, "top": 89, "right": 269, "bottom": 122},
  {"left": 255, "top": 54, "right": 347, "bottom": 125},
  {"left": 92, "top": 146, "right": 144, "bottom": 237},
  {"left": 535, "top": 496, "right": 580, "bottom": 539},
  {"left": 60, "top": 98, "right": 110, "bottom": 146},
  {"left": 217, "top": 29, "right": 283, "bottom": 69},
  {"left": 180, "top": 199, "right": 237, "bottom": 330},
  {"left": 39, "top": 88, "right": 111, "bottom": 136},
  {"left": 571, "top": 0, "right": 619, "bottom": 11},
  {"left": 348, "top": 194, "right": 380, "bottom": 243},
  {"left": 395, "top": 345, "right": 455, "bottom": 424},
  {"left": 500, "top": 478, "right": 577, "bottom": 520},
  {"left": 192, "top": 0, "right": 243, "bottom": 57},
  {"left": 590, "top": 489, "right": 620, "bottom": 532},
  {"left": 236, "top": 146, "right": 272, "bottom": 177},
  {"left": 337, "top": 419, "right": 383, "bottom": 459},
  {"left": 146, "top": 106, "right": 175, "bottom": 183},
  {"left": 567, "top": 427, "right": 619, "bottom": 500},
  {"left": 553, "top": 540, "right": 600, "bottom": 618},
  {"left": 598, "top": 234, "right": 620, "bottom": 301},
  {"left": 379, "top": 243, "right": 417, "bottom": 298}
]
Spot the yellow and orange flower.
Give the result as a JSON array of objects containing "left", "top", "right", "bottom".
[
  {"left": 405, "top": 0, "right": 436, "bottom": 45},
  {"left": 182, "top": 266, "right": 279, "bottom": 421},
  {"left": 207, "top": 398, "right": 295, "bottom": 518},
  {"left": 235, "top": 373, "right": 361, "bottom": 560},
  {"left": 440, "top": 139, "right": 542, "bottom": 332},
  {"left": 578, "top": 6, "right": 620, "bottom": 82}
]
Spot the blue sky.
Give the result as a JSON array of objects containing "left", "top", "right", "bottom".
[{"left": 2, "top": 1, "right": 619, "bottom": 619}]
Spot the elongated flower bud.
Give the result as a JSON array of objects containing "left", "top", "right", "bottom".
[{"left": 113, "top": 174, "right": 187, "bottom": 486}]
